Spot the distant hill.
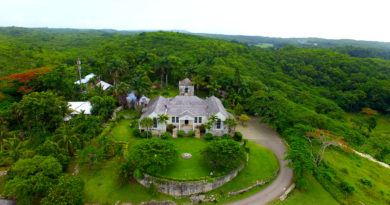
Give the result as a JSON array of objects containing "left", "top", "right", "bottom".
[{"left": 194, "top": 33, "right": 390, "bottom": 59}]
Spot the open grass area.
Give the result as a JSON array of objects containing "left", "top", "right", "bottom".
[
  {"left": 205, "top": 142, "right": 279, "bottom": 203},
  {"left": 271, "top": 175, "right": 338, "bottom": 205},
  {"left": 153, "top": 137, "right": 210, "bottom": 179},
  {"left": 346, "top": 113, "right": 390, "bottom": 164},
  {"left": 82, "top": 119, "right": 280, "bottom": 204},
  {"left": 321, "top": 147, "right": 390, "bottom": 205},
  {"left": 110, "top": 119, "right": 137, "bottom": 143},
  {"left": 149, "top": 88, "right": 178, "bottom": 99},
  {"left": 79, "top": 158, "right": 183, "bottom": 204},
  {"left": 254, "top": 43, "right": 274, "bottom": 48}
]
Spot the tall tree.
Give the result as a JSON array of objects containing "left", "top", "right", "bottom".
[
  {"left": 140, "top": 117, "right": 154, "bottom": 138},
  {"left": 157, "top": 114, "right": 169, "bottom": 136},
  {"left": 224, "top": 117, "right": 237, "bottom": 133}
]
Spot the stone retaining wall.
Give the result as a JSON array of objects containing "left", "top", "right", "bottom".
[{"left": 136, "top": 165, "right": 244, "bottom": 197}]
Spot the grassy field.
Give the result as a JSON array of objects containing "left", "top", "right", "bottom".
[
  {"left": 149, "top": 88, "right": 178, "bottom": 98},
  {"left": 205, "top": 142, "right": 279, "bottom": 203},
  {"left": 345, "top": 113, "right": 390, "bottom": 164},
  {"left": 110, "top": 119, "right": 137, "bottom": 143},
  {"left": 154, "top": 137, "right": 210, "bottom": 179},
  {"left": 321, "top": 148, "right": 390, "bottom": 205},
  {"left": 79, "top": 117, "right": 280, "bottom": 204},
  {"left": 254, "top": 43, "right": 274, "bottom": 48},
  {"left": 79, "top": 158, "right": 183, "bottom": 204},
  {"left": 271, "top": 176, "right": 338, "bottom": 205}
]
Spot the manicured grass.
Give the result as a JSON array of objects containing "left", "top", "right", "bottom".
[
  {"left": 110, "top": 119, "right": 138, "bottom": 144},
  {"left": 205, "top": 142, "right": 279, "bottom": 203},
  {"left": 117, "top": 109, "right": 140, "bottom": 118},
  {"left": 271, "top": 175, "right": 338, "bottom": 205},
  {"left": 153, "top": 137, "right": 210, "bottom": 179},
  {"left": 85, "top": 119, "right": 280, "bottom": 204},
  {"left": 79, "top": 158, "right": 178, "bottom": 204},
  {"left": 322, "top": 148, "right": 390, "bottom": 205},
  {"left": 149, "top": 88, "right": 178, "bottom": 99}
]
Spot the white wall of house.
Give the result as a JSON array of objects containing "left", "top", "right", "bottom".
[
  {"left": 140, "top": 112, "right": 229, "bottom": 135},
  {"left": 179, "top": 85, "right": 194, "bottom": 96}
]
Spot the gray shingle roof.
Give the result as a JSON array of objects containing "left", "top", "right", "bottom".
[
  {"left": 140, "top": 95, "right": 233, "bottom": 119},
  {"left": 178, "top": 78, "right": 192, "bottom": 86}
]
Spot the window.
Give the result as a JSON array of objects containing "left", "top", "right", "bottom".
[
  {"left": 172, "top": 116, "right": 175, "bottom": 123},
  {"left": 199, "top": 117, "right": 202, "bottom": 123},
  {"left": 185, "top": 87, "right": 188, "bottom": 93},
  {"left": 153, "top": 118, "right": 158, "bottom": 128},
  {"left": 195, "top": 117, "right": 198, "bottom": 123},
  {"left": 176, "top": 117, "right": 179, "bottom": 123},
  {"left": 216, "top": 119, "right": 221, "bottom": 129}
]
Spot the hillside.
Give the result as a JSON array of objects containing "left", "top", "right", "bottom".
[{"left": 0, "top": 28, "right": 389, "bottom": 204}]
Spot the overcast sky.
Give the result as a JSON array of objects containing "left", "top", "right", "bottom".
[{"left": 1, "top": 0, "right": 389, "bottom": 42}]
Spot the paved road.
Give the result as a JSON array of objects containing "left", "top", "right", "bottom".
[{"left": 228, "top": 118, "right": 294, "bottom": 205}]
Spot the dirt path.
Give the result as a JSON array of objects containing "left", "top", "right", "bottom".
[{"left": 228, "top": 118, "right": 294, "bottom": 205}]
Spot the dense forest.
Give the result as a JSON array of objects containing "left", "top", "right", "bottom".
[{"left": 0, "top": 27, "right": 389, "bottom": 204}]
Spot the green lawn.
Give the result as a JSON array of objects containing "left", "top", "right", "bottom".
[
  {"left": 254, "top": 43, "right": 274, "bottom": 48},
  {"left": 321, "top": 148, "right": 390, "bottom": 205},
  {"left": 153, "top": 137, "right": 210, "bottom": 179},
  {"left": 149, "top": 88, "right": 178, "bottom": 99},
  {"left": 271, "top": 176, "right": 338, "bottom": 205},
  {"left": 205, "top": 142, "right": 280, "bottom": 203},
  {"left": 79, "top": 158, "right": 181, "bottom": 204},
  {"left": 83, "top": 119, "right": 280, "bottom": 204},
  {"left": 110, "top": 119, "right": 137, "bottom": 143}
]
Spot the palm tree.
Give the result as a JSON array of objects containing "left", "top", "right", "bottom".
[
  {"left": 113, "top": 82, "right": 131, "bottom": 108},
  {"left": 224, "top": 117, "right": 237, "bottom": 134},
  {"left": 157, "top": 114, "right": 170, "bottom": 137},
  {"left": 207, "top": 80, "right": 221, "bottom": 96},
  {"left": 140, "top": 117, "right": 154, "bottom": 138},
  {"left": 58, "top": 125, "right": 79, "bottom": 156},
  {"left": 207, "top": 115, "right": 218, "bottom": 134},
  {"left": 4, "top": 136, "right": 21, "bottom": 162}
]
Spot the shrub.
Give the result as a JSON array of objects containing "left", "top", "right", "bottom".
[
  {"left": 199, "top": 124, "right": 206, "bottom": 133},
  {"left": 360, "top": 178, "right": 373, "bottom": 187},
  {"left": 128, "top": 138, "right": 177, "bottom": 173},
  {"left": 295, "top": 174, "right": 309, "bottom": 190},
  {"left": 341, "top": 167, "right": 349, "bottom": 174},
  {"left": 133, "top": 129, "right": 141, "bottom": 138},
  {"left": 140, "top": 131, "right": 151, "bottom": 138},
  {"left": 178, "top": 130, "right": 186, "bottom": 138},
  {"left": 203, "top": 139, "right": 246, "bottom": 171},
  {"left": 188, "top": 130, "right": 196, "bottom": 137},
  {"left": 339, "top": 181, "right": 355, "bottom": 196},
  {"left": 133, "top": 169, "right": 142, "bottom": 179},
  {"left": 161, "top": 132, "right": 172, "bottom": 139},
  {"left": 221, "top": 134, "right": 232, "bottom": 140},
  {"left": 162, "top": 91, "right": 170, "bottom": 96},
  {"left": 167, "top": 124, "right": 174, "bottom": 133},
  {"left": 234, "top": 132, "right": 243, "bottom": 141},
  {"left": 204, "top": 133, "right": 215, "bottom": 141},
  {"left": 118, "top": 161, "right": 135, "bottom": 184}
]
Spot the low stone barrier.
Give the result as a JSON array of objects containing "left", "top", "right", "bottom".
[
  {"left": 136, "top": 165, "right": 244, "bottom": 197},
  {"left": 279, "top": 183, "right": 295, "bottom": 201},
  {"left": 228, "top": 168, "right": 279, "bottom": 197}
]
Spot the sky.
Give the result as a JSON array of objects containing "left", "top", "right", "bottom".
[{"left": 1, "top": 0, "right": 390, "bottom": 42}]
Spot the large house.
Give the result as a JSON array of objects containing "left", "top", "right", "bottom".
[{"left": 139, "top": 79, "right": 234, "bottom": 136}]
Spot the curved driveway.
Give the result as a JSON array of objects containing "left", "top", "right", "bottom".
[{"left": 228, "top": 118, "right": 294, "bottom": 205}]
